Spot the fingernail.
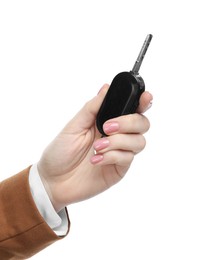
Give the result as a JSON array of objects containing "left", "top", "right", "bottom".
[
  {"left": 90, "top": 154, "right": 104, "bottom": 164},
  {"left": 97, "top": 87, "right": 103, "bottom": 95},
  {"left": 94, "top": 138, "right": 110, "bottom": 151},
  {"left": 103, "top": 122, "right": 119, "bottom": 134},
  {"left": 97, "top": 84, "right": 108, "bottom": 95},
  {"left": 146, "top": 101, "right": 153, "bottom": 112}
]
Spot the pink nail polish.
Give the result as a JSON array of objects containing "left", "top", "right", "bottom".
[
  {"left": 94, "top": 138, "right": 109, "bottom": 151},
  {"left": 103, "top": 122, "right": 119, "bottom": 134},
  {"left": 91, "top": 154, "right": 104, "bottom": 164}
]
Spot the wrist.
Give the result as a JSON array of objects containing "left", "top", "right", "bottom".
[
  {"left": 29, "top": 164, "right": 70, "bottom": 235},
  {"left": 37, "top": 162, "right": 62, "bottom": 212}
]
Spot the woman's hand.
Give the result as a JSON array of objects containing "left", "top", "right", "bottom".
[{"left": 37, "top": 84, "right": 153, "bottom": 212}]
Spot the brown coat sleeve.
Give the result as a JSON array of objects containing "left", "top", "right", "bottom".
[{"left": 0, "top": 167, "right": 70, "bottom": 259}]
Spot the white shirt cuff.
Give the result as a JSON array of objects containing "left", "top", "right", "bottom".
[{"left": 29, "top": 164, "right": 68, "bottom": 236}]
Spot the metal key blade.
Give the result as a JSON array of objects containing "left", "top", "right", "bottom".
[{"left": 132, "top": 34, "right": 153, "bottom": 74}]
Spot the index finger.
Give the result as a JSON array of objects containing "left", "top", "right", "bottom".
[{"left": 136, "top": 91, "right": 153, "bottom": 113}]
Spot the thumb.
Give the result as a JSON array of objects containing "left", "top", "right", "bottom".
[{"left": 65, "top": 84, "right": 109, "bottom": 133}]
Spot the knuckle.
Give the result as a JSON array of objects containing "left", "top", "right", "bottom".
[
  {"left": 144, "top": 117, "right": 150, "bottom": 131},
  {"left": 141, "top": 115, "right": 150, "bottom": 133},
  {"left": 138, "top": 135, "right": 146, "bottom": 151},
  {"left": 129, "top": 114, "right": 150, "bottom": 133}
]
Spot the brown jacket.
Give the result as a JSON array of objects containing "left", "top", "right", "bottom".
[{"left": 0, "top": 167, "right": 70, "bottom": 259}]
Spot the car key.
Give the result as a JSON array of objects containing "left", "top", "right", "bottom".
[{"left": 96, "top": 34, "right": 153, "bottom": 136}]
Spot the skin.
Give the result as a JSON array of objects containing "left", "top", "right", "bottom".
[{"left": 37, "top": 84, "right": 153, "bottom": 212}]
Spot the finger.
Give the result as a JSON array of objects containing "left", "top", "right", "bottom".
[
  {"left": 136, "top": 91, "right": 153, "bottom": 113},
  {"left": 93, "top": 134, "right": 146, "bottom": 154},
  {"left": 103, "top": 113, "right": 150, "bottom": 135},
  {"left": 65, "top": 84, "right": 109, "bottom": 133},
  {"left": 91, "top": 150, "right": 134, "bottom": 169}
]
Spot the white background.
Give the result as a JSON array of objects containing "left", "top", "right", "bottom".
[{"left": 0, "top": 1, "right": 197, "bottom": 259}]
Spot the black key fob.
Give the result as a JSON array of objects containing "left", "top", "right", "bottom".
[{"left": 96, "top": 34, "right": 152, "bottom": 136}]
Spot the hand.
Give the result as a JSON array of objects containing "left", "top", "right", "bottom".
[{"left": 37, "top": 84, "right": 153, "bottom": 212}]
